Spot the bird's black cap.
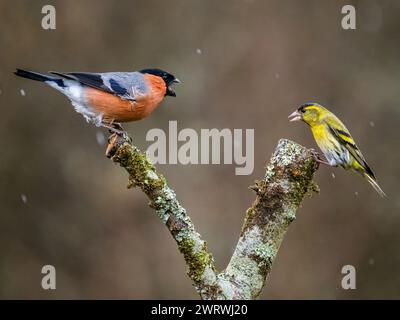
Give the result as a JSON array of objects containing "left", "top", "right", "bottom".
[
  {"left": 140, "top": 68, "right": 180, "bottom": 97},
  {"left": 298, "top": 102, "right": 316, "bottom": 112}
]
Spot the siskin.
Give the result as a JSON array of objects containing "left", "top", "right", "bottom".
[{"left": 289, "top": 103, "right": 385, "bottom": 197}]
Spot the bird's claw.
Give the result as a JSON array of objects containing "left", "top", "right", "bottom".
[
  {"left": 105, "top": 132, "right": 132, "bottom": 158},
  {"left": 107, "top": 130, "right": 131, "bottom": 143},
  {"left": 309, "top": 148, "right": 331, "bottom": 166},
  {"left": 107, "top": 122, "right": 124, "bottom": 134},
  {"left": 101, "top": 122, "right": 130, "bottom": 141},
  {"left": 309, "top": 148, "right": 320, "bottom": 158}
]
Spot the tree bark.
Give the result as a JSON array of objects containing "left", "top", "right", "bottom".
[{"left": 106, "top": 134, "right": 319, "bottom": 300}]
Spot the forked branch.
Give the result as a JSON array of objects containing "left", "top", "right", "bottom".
[{"left": 106, "top": 135, "right": 319, "bottom": 299}]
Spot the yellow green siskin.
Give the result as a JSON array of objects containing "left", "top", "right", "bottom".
[{"left": 289, "top": 103, "right": 386, "bottom": 197}]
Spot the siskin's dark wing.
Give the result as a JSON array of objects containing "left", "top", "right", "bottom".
[{"left": 327, "top": 123, "right": 375, "bottom": 179}]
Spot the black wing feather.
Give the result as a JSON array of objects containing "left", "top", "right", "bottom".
[
  {"left": 109, "top": 78, "right": 129, "bottom": 96},
  {"left": 328, "top": 124, "right": 375, "bottom": 179},
  {"left": 49, "top": 71, "right": 114, "bottom": 94}
]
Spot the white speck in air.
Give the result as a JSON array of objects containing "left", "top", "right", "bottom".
[
  {"left": 196, "top": 48, "right": 202, "bottom": 55},
  {"left": 21, "top": 194, "right": 28, "bottom": 204},
  {"left": 96, "top": 131, "right": 106, "bottom": 146},
  {"left": 274, "top": 73, "right": 280, "bottom": 79},
  {"left": 368, "top": 258, "right": 375, "bottom": 265},
  {"left": 369, "top": 121, "right": 375, "bottom": 127},
  {"left": 354, "top": 191, "right": 359, "bottom": 196},
  {"left": 20, "top": 89, "right": 26, "bottom": 96},
  {"left": 331, "top": 172, "right": 335, "bottom": 179}
]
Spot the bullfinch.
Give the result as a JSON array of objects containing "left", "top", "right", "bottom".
[{"left": 14, "top": 68, "right": 180, "bottom": 132}]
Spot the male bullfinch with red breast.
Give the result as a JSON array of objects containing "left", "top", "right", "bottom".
[{"left": 14, "top": 68, "right": 180, "bottom": 132}]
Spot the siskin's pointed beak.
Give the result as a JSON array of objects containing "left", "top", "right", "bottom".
[{"left": 288, "top": 110, "right": 302, "bottom": 122}]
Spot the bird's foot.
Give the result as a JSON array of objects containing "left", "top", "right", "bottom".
[
  {"left": 309, "top": 148, "right": 331, "bottom": 166},
  {"left": 101, "top": 122, "right": 124, "bottom": 135},
  {"left": 103, "top": 122, "right": 133, "bottom": 158},
  {"left": 101, "top": 122, "right": 131, "bottom": 141}
]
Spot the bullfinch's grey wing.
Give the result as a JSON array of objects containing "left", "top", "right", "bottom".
[{"left": 49, "top": 71, "right": 147, "bottom": 101}]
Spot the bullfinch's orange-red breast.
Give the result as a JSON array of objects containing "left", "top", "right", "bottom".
[{"left": 14, "top": 68, "right": 180, "bottom": 132}]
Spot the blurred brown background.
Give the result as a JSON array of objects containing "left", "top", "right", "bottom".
[{"left": 0, "top": 0, "right": 399, "bottom": 299}]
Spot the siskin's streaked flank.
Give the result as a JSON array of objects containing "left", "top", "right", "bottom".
[{"left": 289, "top": 103, "right": 386, "bottom": 197}]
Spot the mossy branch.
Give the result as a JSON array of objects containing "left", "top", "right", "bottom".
[{"left": 106, "top": 134, "right": 319, "bottom": 299}]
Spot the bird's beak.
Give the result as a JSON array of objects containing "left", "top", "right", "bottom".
[
  {"left": 166, "top": 79, "right": 181, "bottom": 97},
  {"left": 288, "top": 110, "right": 302, "bottom": 122}
]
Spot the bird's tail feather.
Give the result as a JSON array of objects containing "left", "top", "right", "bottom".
[
  {"left": 364, "top": 173, "right": 386, "bottom": 197},
  {"left": 14, "top": 69, "right": 54, "bottom": 82}
]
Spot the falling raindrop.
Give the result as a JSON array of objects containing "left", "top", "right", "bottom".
[
  {"left": 20, "top": 89, "right": 26, "bottom": 96},
  {"left": 369, "top": 121, "right": 375, "bottom": 127},
  {"left": 274, "top": 73, "right": 280, "bottom": 79},
  {"left": 354, "top": 191, "right": 359, "bottom": 196},
  {"left": 196, "top": 48, "right": 202, "bottom": 55},
  {"left": 331, "top": 172, "right": 335, "bottom": 179}
]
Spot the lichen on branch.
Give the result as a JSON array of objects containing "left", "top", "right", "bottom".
[
  {"left": 216, "top": 139, "right": 319, "bottom": 299},
  {"left": 107, "top": 133, "right": 218, "bottom": 295},
  {"left": 106, "top": 134, "right": 319, "bottom": 300}
]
